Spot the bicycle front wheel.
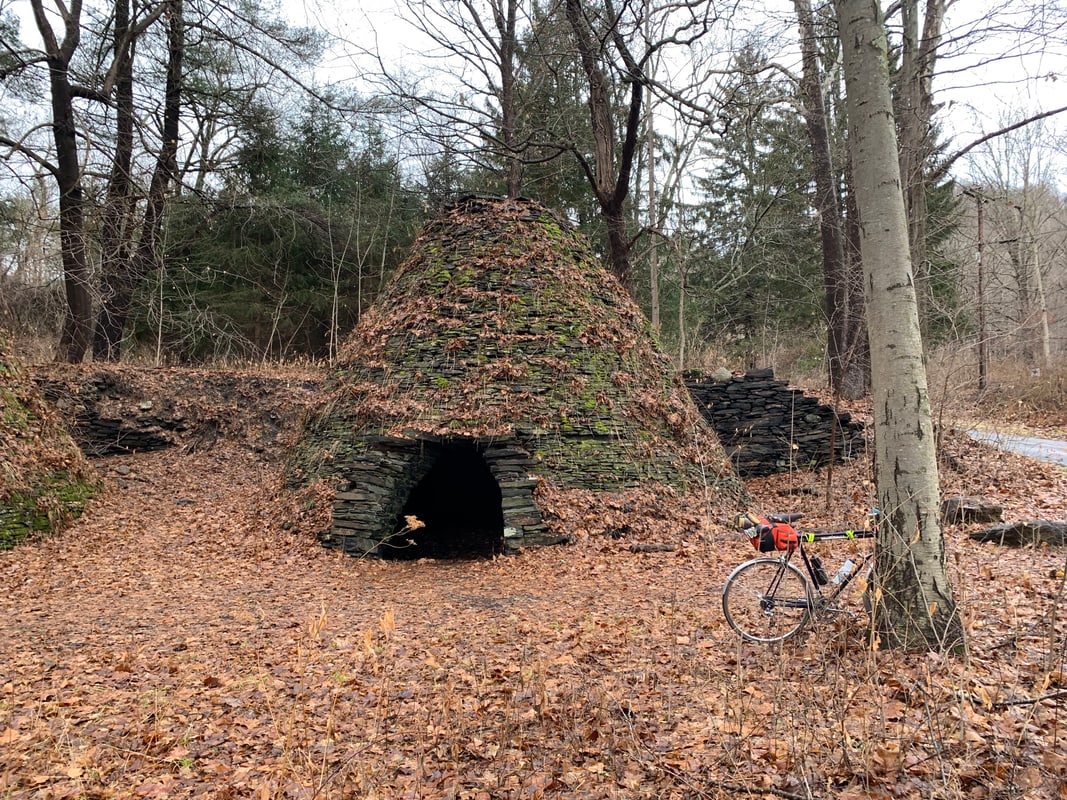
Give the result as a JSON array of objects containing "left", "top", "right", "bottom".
[{"left": 722, "top": 557, "right": 814, "bottom": 643}]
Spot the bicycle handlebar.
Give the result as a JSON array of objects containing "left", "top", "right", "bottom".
[{"left": 798, "top": 527, "right": 876, "bottom": 542}]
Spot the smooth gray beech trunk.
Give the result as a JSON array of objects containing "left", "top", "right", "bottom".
[{"left": 835, "top": 0, "right": 964, "bottom": 652}]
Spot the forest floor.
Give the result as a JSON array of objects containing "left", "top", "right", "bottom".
[{"left": 2, "top": 382, "right": 1067, "bottom": 799}]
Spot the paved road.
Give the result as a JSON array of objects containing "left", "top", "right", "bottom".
[{"left": 966, "top": 429, "right": 1067, "bottom": 466}]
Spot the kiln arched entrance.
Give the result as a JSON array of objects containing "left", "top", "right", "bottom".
[{"left": 386, "top": 442, "right": 505, "bottom": 559}]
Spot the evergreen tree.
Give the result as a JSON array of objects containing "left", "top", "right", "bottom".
[
  {"left": 691, "top": 47, "right": 823, "bottom": 364},
  {"left": 513, "top": 0, "right": 598, "bottom": 223},
  {"left": 132, "top": 104, "right": 422, "bottom": 362}
]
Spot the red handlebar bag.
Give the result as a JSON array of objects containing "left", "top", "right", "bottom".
[{"left": 751, "top": 519, "right": 799, "bottom": 552}]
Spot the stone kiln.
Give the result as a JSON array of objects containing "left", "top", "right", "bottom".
[{"left": 289, "top": 197, "right": 739, "bottom": 558}]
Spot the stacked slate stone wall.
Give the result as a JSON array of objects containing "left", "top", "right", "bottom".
[
  {"left": 43, "top": 375, "right": 185, "bottom": 455},
  {"left": 684, "top": 368, "right": 865, "bottom": 478},
  {"left": 22, "top": 363, "right": 866, "bottom": 555},
  {"left": 28, "top": 366, "right": 860, "bottom": 485}
]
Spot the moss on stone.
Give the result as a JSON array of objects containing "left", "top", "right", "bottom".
[
  {"left": 1, "top": 473, "right": 97, "bottom": 549},
  {"left": 290, "top": 198, "right": 741, "bottom": 500},
  {"left": 0, "top": 332, "right": 98, "bottom": 549}
]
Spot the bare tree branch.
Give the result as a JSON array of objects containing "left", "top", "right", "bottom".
[{"left": 933, "top": 105, "right": 1067, "bottom": 182}]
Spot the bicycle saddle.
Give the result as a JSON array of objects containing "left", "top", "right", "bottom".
[{"left": 767, "top": 512, "right": 804, "bottom": 524}]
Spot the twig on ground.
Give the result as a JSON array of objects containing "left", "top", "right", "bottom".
[{"left": 991, "top": 689, "right": 1067, "bottom": 708}]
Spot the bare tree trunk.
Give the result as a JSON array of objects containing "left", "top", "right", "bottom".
[
  {"left": 646, "top": 112, "right": 660, "bottom": 332},
  {"left": 563, "top": 0, "right": 640, "bottom": 295},
  {"left": 1014, "top": 178, "right": 1052, "bottom": 368},
  {"left": 497, "top": 0, "right": 522, "bottom": 198},
  {"left": 836, "top": 0, "right": 963, "bottom": 653},
  {"left": 93, "top": 0, "right": 184, "bottom": 361},
  {"left": 895, "top": 0, "right": 944, "bottom": 327},
  {"left": 1032, "top": 247, "right": 1051, "bottom": 368},
  {"left": 133, "top": 0, "right": 183, "bottom": 279},
  {"left": 839, "top": 156, "right": 870, "bottom": 398},
  {"left": 32, "top": 0, "right": 92, "bottom": 363},
  {"left": 1008, "top": 210, "right": 1035, "bottom": 365},
  {"left": 93, "top": 0, "right": 136, "bottom": 361},
  {"left": 677, "top": 257, "right": 686, "bottom": 368},
  {"left": 793, "top": 0, "right": 869, "bottom": 398},
  {"left": 794, "top": 0, "right": 852, "bottom": 394},
  {"left": 643, "top": 0, "right": 660, "bottom": 334},
  {"left": 975, "top": 201, "right": 988, "bottom": 385}
]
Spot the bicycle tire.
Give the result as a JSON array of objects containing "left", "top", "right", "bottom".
[{"left": 722, "top": 557, "right": 814, "bottom": 643}]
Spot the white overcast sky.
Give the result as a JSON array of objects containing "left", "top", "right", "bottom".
[
  {"left": 281, "top": 0, "right": 1065, "bottom": 184},
  {"left": 7, "top": 0, "right": 1065, "bottom": 185}
]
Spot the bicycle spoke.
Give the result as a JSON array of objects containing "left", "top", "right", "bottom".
[{"left": 722, "top": 558, "right": 813, "bottom": 643}]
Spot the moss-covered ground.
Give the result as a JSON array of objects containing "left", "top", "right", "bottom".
[{"left": 0, "top": 333, "right": 98, "bottom": 549}]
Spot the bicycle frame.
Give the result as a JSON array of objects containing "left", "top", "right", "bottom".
[
  {"left": 786, "top": 535, "right": 875, "bottom": 609},
  {"left": 722, "top": 518, "right": 877, "bottom": 643}
]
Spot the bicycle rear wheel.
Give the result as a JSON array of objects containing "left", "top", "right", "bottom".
[{"left": 722, "top": 557, "right": 813, "bottom": 643}]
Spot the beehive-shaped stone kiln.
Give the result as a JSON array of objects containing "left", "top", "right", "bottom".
[{"left": 289, "top": 197, "right": 739, "bottom": 558}]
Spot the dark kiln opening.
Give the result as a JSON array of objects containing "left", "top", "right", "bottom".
[
  {"left": 386, "top": 443, "right": 505, "bottom": 560},
  {"left": 320, "top": 435, "right": 556, "bottom": 558}
]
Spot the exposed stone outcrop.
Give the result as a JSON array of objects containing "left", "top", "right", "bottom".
[{"left": 32, "top": 366, "right": 321, "bottom": 459}]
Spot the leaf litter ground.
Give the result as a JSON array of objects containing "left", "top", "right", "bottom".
[{"left": 2, "top": 424, "right": 1067, "bottom": 799}]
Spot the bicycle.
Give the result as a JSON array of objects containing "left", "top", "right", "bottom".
[{"left": 721, "top": 511, "right": 879, "bottom": 643}]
